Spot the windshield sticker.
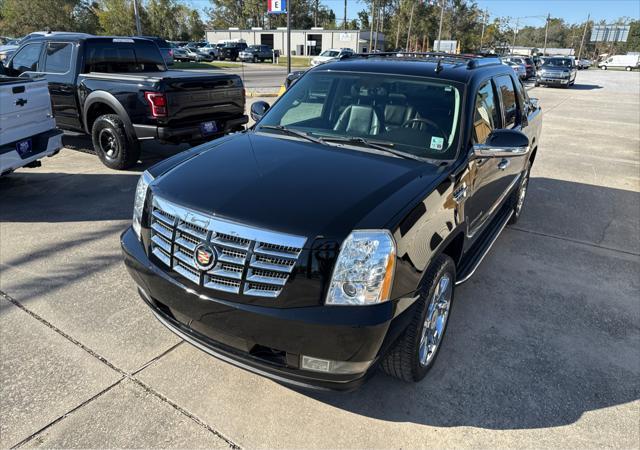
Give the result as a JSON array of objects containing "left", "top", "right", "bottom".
[{"left": 430, "top": 136, "right": 444, "bottom": 151}]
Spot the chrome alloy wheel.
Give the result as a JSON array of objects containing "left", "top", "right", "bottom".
[
  {"left": 419, "top": 274, "right": 453, "bottom": 367},
  {"left": 98, "top": 128, "right": 119, "bottom": 160},
  {"left": 515, "top": 170, "right": 530, "bottom": 217}
]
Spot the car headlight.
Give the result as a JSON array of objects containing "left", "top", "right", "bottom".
[
  {"left": 132, "top": 171, "right": 154, "bottom": 239},
  {"left": 326, "top": 230, "right": 396, "bottom": 305}
]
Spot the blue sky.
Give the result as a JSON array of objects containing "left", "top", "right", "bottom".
[{"left": 187, "top": 0, "right": 640, "bottom": 26}]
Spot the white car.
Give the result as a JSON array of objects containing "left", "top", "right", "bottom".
[
  {"left": 0, "top": 75, "right": 62, "bottom": 176},
  {"left": 311, "top": 48, "right": 354, "bottom": 66},
  {"left": 504, "top": 60, "right": 526, "bottom": 79}
]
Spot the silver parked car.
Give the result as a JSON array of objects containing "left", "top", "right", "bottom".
[{"left": 504, "top": 60, "right": 526, "bottom": 79}]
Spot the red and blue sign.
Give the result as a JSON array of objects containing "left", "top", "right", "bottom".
[{"left": 267, "top": 0, "right": 286, "bottom": 14}]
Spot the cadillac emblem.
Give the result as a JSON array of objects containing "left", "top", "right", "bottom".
[{"left": 193, "top": 243, "right": 217, "bottom": 271}]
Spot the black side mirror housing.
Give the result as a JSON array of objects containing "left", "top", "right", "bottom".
[{"left": 250, "top": 100, "right": 270, "bottom": 122}]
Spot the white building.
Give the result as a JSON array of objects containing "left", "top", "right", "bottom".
[{"left": 205, "top": 28, "right": 385, "bottom": 55}]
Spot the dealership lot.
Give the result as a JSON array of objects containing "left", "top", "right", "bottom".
[{"left": 1, "top": 68, "right": 638, "bottom": 448}]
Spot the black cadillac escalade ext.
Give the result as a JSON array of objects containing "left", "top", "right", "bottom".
[
  {"left": 3, "top": 33, "right": 247, "bottom": 169},
  {"left": 121, "top": 53, "right": 542, "bottom": 390}
]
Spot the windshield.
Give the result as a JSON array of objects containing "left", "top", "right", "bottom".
[
  {"left": 543, "top": 58, "right": 572, "bottom": 67},
  {"left": 256, "top": 71, "right": 462, "bottom": 160},
  {"left": 320, "top": 50, "right": 339, "bottom": 57}
]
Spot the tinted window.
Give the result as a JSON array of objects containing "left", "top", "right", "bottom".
[
  {"left": 495, "top": 75, "right": 518, "bottom": 128},
  {"left": 473, "top": 81, "right": 500, "bottom": 143},
  {"left": 11, "top": 43, "right": 42, "bottom": 72},
  {"left": 84, "top": 40, "right": 166, "bottom": 73},
  {"left": 44, "top": 42, "right": 72, "bottom": 73},
  {"left": 543, "top": 58, "right": 573, "bottom": 67}
]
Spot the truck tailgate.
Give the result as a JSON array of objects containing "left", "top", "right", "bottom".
[
  {"left": 0, "top": 78, "right": 56, "bottom": 146},
  {"left": 160, "top": 72, "right": 245, "bottom": 126}
]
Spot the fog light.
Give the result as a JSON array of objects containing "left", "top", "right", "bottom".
[{"left": 301, "top": 356, "right": 373, "bottom": 374}]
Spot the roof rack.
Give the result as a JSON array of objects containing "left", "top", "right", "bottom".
[{"left": 339, "top": 51, "right": 502, "bottom": 71}]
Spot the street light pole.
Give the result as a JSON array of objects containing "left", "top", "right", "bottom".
[
  {"left": 436, "top": 0, "right": 445, "bottom": 52},
  {"left": 512, "top": 17, "right": 519, "bottom": 50},
  {"left": 287, "top": 1, "right": 291, "bottom": 74},
  {"left": 343, "top": 0, "right": 347, "bottom": 29},
  {"left": 543, "top": 13, "right": 550, "bottom": 56},
  {"left": 370, "top": 0, "right": 375, "bottom": 52},
  {"left": 480, "top": 9, "right": 487, "bottom": 50}
]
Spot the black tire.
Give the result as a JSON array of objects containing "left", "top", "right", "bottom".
[
  {"left": 253, "top": 56, "right": 258, "bottom": 63},
  {"left": 601, "top": 65, "right": 607, "bottom": 70},
  {"left": 626, "top": 66, "right": 632, "bottom": 71},
  {"left": 534, "top": 81, "right": 539, "bottom": 87},
  {"left": 381, "top": 254, "right": 456, "bottom": 382},
  {"left": 91, "top": 114, "right": 140, "bottom": 170},
  {"left": 507, "top": 159, "right": 531, "bottom": 225}
]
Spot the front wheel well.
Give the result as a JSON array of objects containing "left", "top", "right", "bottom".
[
  {"left": 440, "top": 232, "right": 465, "bottom": 269},
  {"left": 85, "top": 102, "right": 117, "bottom": 133},
  {"left": 529, "top": 146, "right": 538, "bottom": 165}
]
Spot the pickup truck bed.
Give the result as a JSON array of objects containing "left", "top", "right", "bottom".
[{"left": 3, "top": 35, "right": 247, "bottom": 169}]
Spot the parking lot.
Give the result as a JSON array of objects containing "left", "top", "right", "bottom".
[{"left": 1, "top": 68, "right": 638, "bottom": 448}]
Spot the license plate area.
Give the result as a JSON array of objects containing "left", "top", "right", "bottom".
[
  {"left": 16, "top": 139, "right": 33, "bottom": 159},
  {"left": 200, "top": 121, "right": 218, "bottom": 136}
]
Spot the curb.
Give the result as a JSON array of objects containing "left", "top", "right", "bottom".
[{"left": 246, "top": 91, "right": 280, "bottom": 98}]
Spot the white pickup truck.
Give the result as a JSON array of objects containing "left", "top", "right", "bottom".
[{"left": 0, "top": 75, "right": 63, "bottom": 176}]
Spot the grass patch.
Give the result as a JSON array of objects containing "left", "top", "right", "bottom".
[
  {"left": 172, "top": 61, "right": 241, "bottom": 69},
  {"left": 275, "top": 56, "right": 312, "bottom": 68}
]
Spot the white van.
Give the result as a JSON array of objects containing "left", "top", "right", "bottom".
[{"left": 598, "top": 54, "right": 640, "bottom": 71}]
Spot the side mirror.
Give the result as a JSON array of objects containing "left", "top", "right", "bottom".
[
  {"left": 473, "top": 129, "right": 530, "bottom": 159},
  {"left": 250, "top": 100, "right": 270, "bottom": 122}
]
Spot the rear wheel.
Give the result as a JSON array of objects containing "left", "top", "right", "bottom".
[
  {"left": 626, "top": 66, "right": 632, "bottom": 71},
  {"left": 381, "top": 254, "right": 455, "bottom": 382},
  {"left": 601, "top": 65, "right": 607, "bottom": 70},
  {"left": 91, "top": 114, "right": 140, "bottom": 170},
  {"left": 253, "top": 55, "right": 258, "bottom": 63}
]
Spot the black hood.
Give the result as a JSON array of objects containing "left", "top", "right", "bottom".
[{"left": 151, "top": 133, "right": 444, "bottom": 244}]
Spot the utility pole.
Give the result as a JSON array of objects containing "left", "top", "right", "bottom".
[
  {"left": 133, "top": 0, "right": 142, "bottom": 35},
  {"left": 512, "top": 17, "right": 519, "bottom": 50},
  {"left": 480, "top": 9, "right": 487, "bottom": 50},
  {"left": 374, "top": 5, "right": 380, "bottom": 50},
  {"left": 407, "top": 2, "right": 415, "bottom": 51},
  {"left": 369, "top": 0, "right": 375, "bottom": 52},
  {"left": 314, "top": 0, "right": 319, "bottom": 27},
  {"left": 436, "top": 0, "right": 445, "bottom": 52},
  {"left": 543, "top": 13, "right": 550, "bottom": 56},
  {"left": 343, "top": 0, "right": 347, "bottom": 29},
  {"left": 379, "top": 4, "right": 385, "bottom": 51},
  {"left": 577, "top": 13, "right": 590, "bottom": 60}
]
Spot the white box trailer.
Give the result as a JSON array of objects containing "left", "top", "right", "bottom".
[{"left": 598, "top": 54, "right": 640, "bottom": 71}]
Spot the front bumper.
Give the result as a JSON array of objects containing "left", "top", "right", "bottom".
[
  {"left": 536, "top": 76, "right": 570, "bottom": 85},
  {"left": 121, "top": 227, "right": 396, "bottom": 390},
  {"left": 133, "top": 116, "right": 248, "bottom": 143}
]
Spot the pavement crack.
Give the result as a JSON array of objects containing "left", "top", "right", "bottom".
[
  {"left": 11, "top": 377, "right": 126, "bottom": 449},
  {"left": 131, "top": 341, "right": 184, "bottom": 376},
  {"left": 509, "top": 227, "right": 639, "bottom": 256},
  {"left": 0, "top": 290, "right": 128, "bottom": 377},
  {"left": 129, "top": 377, "right": 242, "bottom": 449}
]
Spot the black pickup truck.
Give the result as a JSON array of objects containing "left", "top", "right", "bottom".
[
  {"left": 3, "top": 33, "right": 247, "bottom": 169},
  {"left": 122, "top": 53, "right": 542, "bottom": 390},
  {"left": 218, "top": 42, "right": 248, "bottom": 61}
]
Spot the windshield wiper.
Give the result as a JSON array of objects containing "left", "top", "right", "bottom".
[
  {"left": 258, "top": 125, "right": 325, "bottom": 145},
  {"left": 320, "top": 136, "right": 425, "bottom": 161}
]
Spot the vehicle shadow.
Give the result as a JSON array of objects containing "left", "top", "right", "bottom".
[
  {"left": 61, "top": 132, "right": 191, "bottom": 171},
  {"left": 294, "top": 177, "right": 639, "bottom": 430},
  {"left": 570, "top": 83, "right": 603, "bottom": 90}
]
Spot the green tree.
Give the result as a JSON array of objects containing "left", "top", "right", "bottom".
[
  {"left": 0, "top": 0, "right": 95, "bottom": 36},
  {"left": 146, "top": 0, "right": 179, "bottom": 38},
  {"left": 96, "top": 0, "right": 143, "bottom": 35}
]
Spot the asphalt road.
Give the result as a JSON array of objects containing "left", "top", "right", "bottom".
[
  {"left": 187, "top": 63, "right": 290, "bottom": 91},
  {"left": 0, "top": 69, "right": 639, "bottom": 448}
]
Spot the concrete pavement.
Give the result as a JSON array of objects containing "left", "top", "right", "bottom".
[{"left": 0, "top": 69, "right": 638, "bottom": 448}]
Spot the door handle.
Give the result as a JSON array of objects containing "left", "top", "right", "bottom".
[{"left": 498, "top": 159, "right": 510, "bottom": 170}]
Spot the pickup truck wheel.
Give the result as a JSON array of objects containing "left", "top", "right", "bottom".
[
  {"left": 381, "top": 254, "right": 455, "bottom": 382},
  {"left": 92, "top": 114, "right": 140, "bottom": 170},
  {"left": 508, "top": 161, "right": 531, "bottom": 225}
]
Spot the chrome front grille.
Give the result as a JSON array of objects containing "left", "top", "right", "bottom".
[{"left": 148, "top": 196, "right": 306, "bottom": 298}]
